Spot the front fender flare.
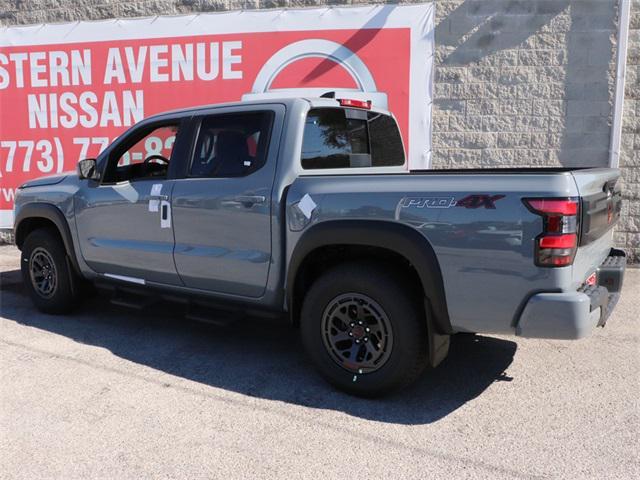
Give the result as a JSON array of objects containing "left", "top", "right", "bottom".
[{"left": 14, "top": 202, "right": 81, "bottom": 275}]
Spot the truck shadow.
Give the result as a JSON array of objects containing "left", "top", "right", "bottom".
[{"left": 1, "top": 269, "right": 516, "bottom": 425}]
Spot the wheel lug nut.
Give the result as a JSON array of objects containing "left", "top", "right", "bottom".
[
  {"left": 350, "top": 322, "right": 355, "bottom": 327},
  {"left": 364, "top": 337, "right": 368, "bottom": 342},
  {"left": 358, "top": 321, "right": 363, "bottom": 325},
  {"left": 355, "top": 339, "right": 360, "bottom": 344},
  {"left": 349, "top": 332, "right": 353, "bottom": 337},
  {"left": 365, "top": 327, "right": 370, "bottom": 332}
]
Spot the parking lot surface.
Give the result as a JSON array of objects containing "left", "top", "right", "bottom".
[{"left": 1, "top": 244, "right": 638, "bottom": 479}]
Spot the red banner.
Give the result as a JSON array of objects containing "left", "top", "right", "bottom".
[{"left": 0, "top": 5, "right": 434, "bottom": 226}]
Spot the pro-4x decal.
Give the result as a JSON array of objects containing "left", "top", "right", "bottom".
[
  {"left": 455, "top": 194, "right": 505, "bottom": 209},
  {"left": 400, "top": 194, "right": 505, "bottom": 210}
]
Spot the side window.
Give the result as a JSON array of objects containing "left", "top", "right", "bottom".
[
  {"left": 189, "top": 111, "right": 273, "bottom": 178},
  {"left": 301, "top": 108, "right": 405, "bottom": 170},
  {"left": 103, "top": 123, "right": 180, "bottom": 183}
]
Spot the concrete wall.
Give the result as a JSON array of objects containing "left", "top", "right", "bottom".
[
  {"left": 620, "top": 1, "right": 639, "bottom": 262},
  {"left": 1, "top": 0, "right": 638, "bottom": 262}
]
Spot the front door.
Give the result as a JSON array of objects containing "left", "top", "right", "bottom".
[
  {"left": 171, "top": 106, "right": 283, "bottom": 297},
  {"left": 75, "top": 119, "right": 188, "bottom": 286}
]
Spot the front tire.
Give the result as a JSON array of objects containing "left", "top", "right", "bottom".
[
  {"left": 300, "top": 262, "right": 429, "bottom": 397},
  {"left": 20, "top": 228, "right": 78, "bottom": 314}
]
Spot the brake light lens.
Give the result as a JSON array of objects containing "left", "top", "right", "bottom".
[
  {"left": 338, "top": 98, "right": 371, "bottom": 109},
  {"left": 538, "top": 234, "right": 577, "bottom": 249},
  {"left": 525, "top": 199, "right": 578, "bottom": 216},
  {"left": 524, "top": 198, "right": 580, "bottom": 267}
]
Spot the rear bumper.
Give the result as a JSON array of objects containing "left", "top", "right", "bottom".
[{"left": 516, "top": 249, "right": 626, "bottom": 339}]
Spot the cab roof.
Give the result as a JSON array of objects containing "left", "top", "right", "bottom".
[{"left": 145, "top": 96, "right": 392, "bottom": 122}]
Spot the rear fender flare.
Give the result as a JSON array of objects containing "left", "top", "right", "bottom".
[{"left": 286, "top": 220, "right": 452, "bottom": 334}]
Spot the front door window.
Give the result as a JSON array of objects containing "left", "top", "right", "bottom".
[{"left": 103, "top": 124, "right": 180, "bottom": 183}]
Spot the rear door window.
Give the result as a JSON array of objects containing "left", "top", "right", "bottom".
[
  {"left": 301, "top": 108, "right": 404, "bottom": 170},
  {"left": 189, "top": 111, "right": 273, "bottom": 178}
]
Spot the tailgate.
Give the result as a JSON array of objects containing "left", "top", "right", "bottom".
[
  {"left": 571, "top": 168, "right": 622, "bottom": 246},
  {"left": 570, "top": 168, "right": 622, "bottom": 288}
]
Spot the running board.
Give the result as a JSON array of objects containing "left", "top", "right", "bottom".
[
  {"left": 110, "top": 293, "right": 156, "bottom": 310},
  {"left": 185, "top": 304, "right": 238, "bottom": 327}
]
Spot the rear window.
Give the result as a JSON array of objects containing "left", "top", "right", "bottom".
[{"left": 301, "top": 108, "right": 404, "bottom": 170}]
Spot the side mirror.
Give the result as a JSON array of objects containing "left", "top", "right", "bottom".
[{"left": 77, "top": 158, "right": 99, "bottom": 180}]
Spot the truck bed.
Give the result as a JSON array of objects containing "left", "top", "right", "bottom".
[{"left": 287, "top": 167, "right": 621, "bottom": 335}]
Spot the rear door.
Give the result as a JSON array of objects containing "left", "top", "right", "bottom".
[{"left": 171, "top": 105, "right": 284, "bottom": 297}]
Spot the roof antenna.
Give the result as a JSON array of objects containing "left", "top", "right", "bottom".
[{"left": 320, "top": 91, "right": 336, "bottom": 98}]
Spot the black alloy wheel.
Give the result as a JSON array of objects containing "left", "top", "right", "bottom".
[
  {"left": 301, "top": 262, "right": 429, "bottom": 397},
  {"left": 29, "top": 247, "right": 58, "bottom": 299},
  {"left": 321, "top": 293, "right": 393, "bottom": 374},
  {"left": 21, "top": 228, "right": 78, "bottom": 314}
]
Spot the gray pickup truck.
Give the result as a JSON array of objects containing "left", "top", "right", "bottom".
[{"left": 13, "top": 96, "right": 626, "bottom": 396}]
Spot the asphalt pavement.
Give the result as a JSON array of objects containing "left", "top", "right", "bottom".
[{"left": 1, "top": 244, "right": 638, "bottom": 479}]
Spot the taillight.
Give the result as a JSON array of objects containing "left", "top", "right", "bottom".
[
  {"left": 524, "top": 197, "right": 580, "bottom": 267},
  {"left": 338, "top": 98, "right": 372, "bottom": 109}
]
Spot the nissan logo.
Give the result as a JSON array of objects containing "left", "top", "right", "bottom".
[{"left": 242, "top": 39, "right": 388, "bottom": 109}]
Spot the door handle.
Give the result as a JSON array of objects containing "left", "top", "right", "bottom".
[
  {"left": 160, "top": 200, "right": 171, "bottom": 228},
  {"left": 151, "top": 194, "right": 169, "bottom": 201},
  {"left": 233, "top": 195, "right": 266, "bottom": 206}
]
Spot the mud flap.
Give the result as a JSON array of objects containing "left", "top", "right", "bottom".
[
  {"left": 425, "top": 297, "right": 450, "bottom": 367},
  {"left": 65, "top": 254, "right": 78, "bottom": 298}
]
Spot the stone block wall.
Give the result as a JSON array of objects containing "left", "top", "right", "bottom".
[
  {"left": 619, "top": 1, "right": 639, "bottom": 262},
  {"left": 433, "top": 0, "right": 616, "bottom": 170},
  {"left": 0, "top": 0, "right": 638, "bottom": 261}
]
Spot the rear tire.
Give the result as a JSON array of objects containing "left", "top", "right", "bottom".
[
  {"left": 20, "top": 228, "right": 78, "bottom": 314},
  {"left": 300, "top": 262, "right": 429, "bottom": 397}
]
